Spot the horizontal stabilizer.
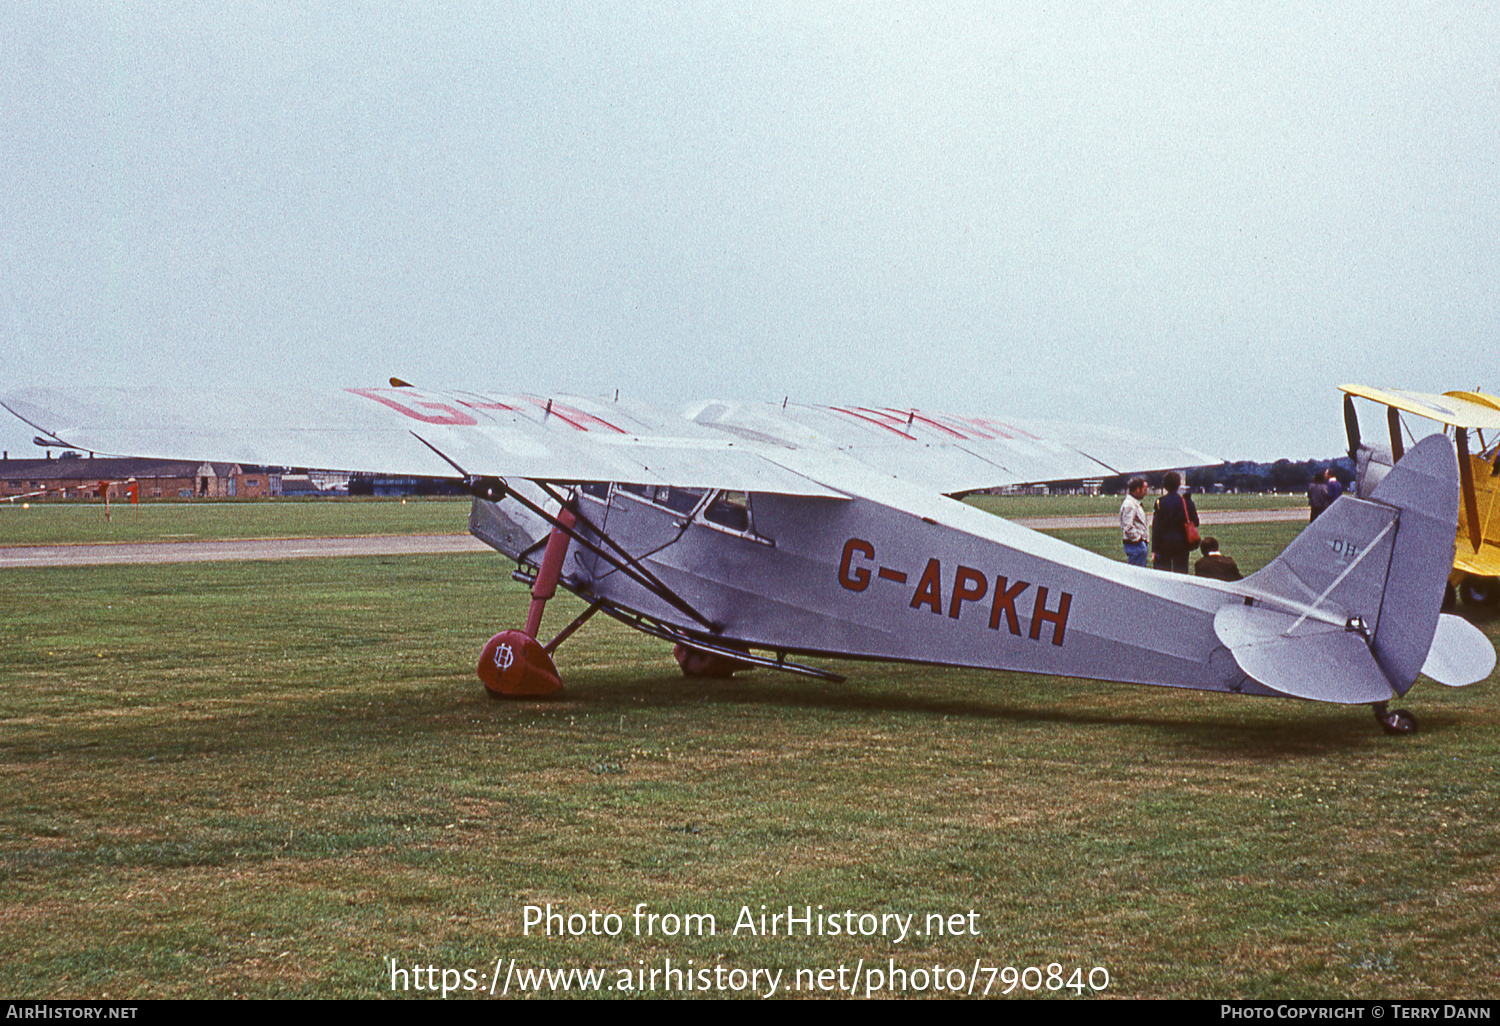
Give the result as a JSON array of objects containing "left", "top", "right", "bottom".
[
  {"left": 1231, "top": 433, "right": 1471, "bottom": 702},
  {"left": 1214, "top": 604, "right": 1394, "bottom": 704},
  {"left": 1420, "top": 614, "right": 1497, "bottom": 687}
]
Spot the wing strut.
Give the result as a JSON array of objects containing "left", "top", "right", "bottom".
[
  {"left": 1457, "top": 428, "right": 1481, "bottom": 553},
  {"left": 598, "top": 605, "right": 847, "bottom": 683},
  {"left": 409, "top": 433, "right": 717, "bottom": 631},
  {"left": 542, "top": 600, "right": 604, "bottom": 655},
  {"left": 1344, "top": 393, "right": 1362, "bottom": 460},
  {"left": 530, "top": 481, "right": 717, "bottom": 631}
]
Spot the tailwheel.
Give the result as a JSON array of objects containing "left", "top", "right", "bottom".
[
  {"left": 1372, "top": 701, "right": 1418, "bottom": 735},
  {"left": 478, "top": 630, "right": 564, "bottom": 698}
]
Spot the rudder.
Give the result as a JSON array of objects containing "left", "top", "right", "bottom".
[{"left": 1217, "top": 434, "right": 1465, "bottom": 702}]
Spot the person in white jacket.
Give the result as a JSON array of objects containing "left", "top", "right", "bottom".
[{"left": 1119, "top": 476, "right": 1149, "bottom": 567}]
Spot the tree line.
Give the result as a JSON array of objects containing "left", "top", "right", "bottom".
[{"left": 1098, "top": 456, "right": 1356, "bottom": 495}]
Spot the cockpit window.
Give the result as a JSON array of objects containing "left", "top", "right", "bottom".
[
  {"left": 658, "top": 486, "right": 704, "bottom": 514},
  {"left": 607, "top": 485, "right": 769, "bottom": 543},
  {"left": 703, "top": 490, "right": 751, "bottom": 532},
  {"left": 619, "top": 484, "right": 706, "bottom": 514}
]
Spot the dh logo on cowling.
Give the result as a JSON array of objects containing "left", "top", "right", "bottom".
[{"left": 494, "top": 643, "right": 515, "bottom": 671}]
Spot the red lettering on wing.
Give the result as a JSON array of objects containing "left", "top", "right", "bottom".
[
  {"left": 828, "top": 406, "right": 917, "bottom": 439},
  {"left": 455, "top": 394, "right": 517, "bottom": 411},
  {"left": 879, "top": 409, "right": 971, "bottom": 440},
  {"left": 953, "top": 417, "right": 1040, "bottom": 441},
  {"left": 347, "top": 388, "right": 479, "bottom": 426},
  {"left": 520, "top": 397, "right": 626, "bottom": 433}
]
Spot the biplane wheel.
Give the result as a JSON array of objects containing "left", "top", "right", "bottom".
[
  {"left": 1443, "top": 583, "right": 1457, "bottom": 612},
  {"left": 1458, "top": 575, "right": 1500, "bottom": 608},
  {"left": 477, "top": 630, "right": 564, "bottom": 698},
  {"left": 1373, "top": 703, "right": 1418, "bottom": 735}
]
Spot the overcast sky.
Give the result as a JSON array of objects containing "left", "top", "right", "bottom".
[{"left": 3, "top": 2, "right": 1496, "bottom": 464}]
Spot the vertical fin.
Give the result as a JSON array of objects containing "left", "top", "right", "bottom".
[
  {"left": 1217, "top": 434, "right": 1469, "bottom": 701},
  {"left": 1364, "top": 434, "right": 1462, "bottom": 694}
]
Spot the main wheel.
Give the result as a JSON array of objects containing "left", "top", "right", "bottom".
[
  {"left": 673, "top": 643, "right": 751, "bottom": 678},
  {"left": 1374, "top": 705, "right": 1418, "bottom": 735},
  {"left": 1459, "top": 575, "right": 1500, "bottom": 607},
  {"left": 477, "top": 630, "right": 564, "bottom": 697}
]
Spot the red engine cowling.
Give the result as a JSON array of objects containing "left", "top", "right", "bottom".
[{"left": 477, "top": 630, "right": 563, "bottom": 697}]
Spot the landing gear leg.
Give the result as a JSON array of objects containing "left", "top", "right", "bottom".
[
  {"left": 477, "top": 509, "right": 576, "bottom": 698},
  {"left": 1372, "top": 701, "right": 1418, "bottom": 735}
]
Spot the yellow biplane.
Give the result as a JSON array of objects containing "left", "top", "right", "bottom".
[{"left": 1341, "top": 384, "right": 1500, "bottom": 607}]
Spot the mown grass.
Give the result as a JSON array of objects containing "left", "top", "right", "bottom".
[
  {"left": 966, "top": 492, "right": 1307, "bottom": 519},
  {"left": 0, "top": 514, "right": 1496, "bottom": 999},
  {"left": 0, "top": 498, "right": 469, "bottom": 547},
  {"left": 0, "top": 492, "right": 1302, "bottom": 550}
]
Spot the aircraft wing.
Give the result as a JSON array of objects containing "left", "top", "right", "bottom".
[
  {"left": 1339, "top": 384, "right": 1500, "bottom": 431},
  {"left": 2, "top": 385, "right": 1216, "bottom": 498},
  {"left": 1456, "top": 548, "right": 1500, "bottom": 579},
  {"left": 1, "top": 386, "right": 849, "bottom": 498},
  {"left": 1342, "top": 383, "right": 1500, "bottom": 577},
  {"left": 685, "top": 400, "right": 1218, "bottom": 494}
]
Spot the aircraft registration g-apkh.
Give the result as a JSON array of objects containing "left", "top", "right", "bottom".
[{"left": 2, "top": 383, "right": 1493, "bottom": 736}]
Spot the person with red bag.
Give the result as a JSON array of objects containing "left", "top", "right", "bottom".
[{"left": 1151, "top": 471, "right": 1200, "bottom": 574}]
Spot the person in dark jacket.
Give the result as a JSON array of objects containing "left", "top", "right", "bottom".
[
  {"left": 1151, "top": 471, "right": 1199, "bottom": 574},
  {"left": 1308, "top": 470, "right": 1332, "bottom": 521},
  {"left": 1194, "top": 537, "right": 1242, "bottom": 582}
]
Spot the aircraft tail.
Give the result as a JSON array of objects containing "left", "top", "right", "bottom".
[{"left": 1214, "top": 434, "right": 1494, "bottom": 704}]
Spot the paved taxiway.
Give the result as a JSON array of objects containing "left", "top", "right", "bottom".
[{"left": 0, "top": 508, "right": 1308, "bottom": 568}]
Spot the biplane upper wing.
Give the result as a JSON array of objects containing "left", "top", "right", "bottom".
[
  {"left": 1, "top": 386, "right": 1216, "bottom": 498},
  {"left": 1341, "top": 383, "right": 1500, "bottom": 580},
  {"left": 1339, "top": 384, "right": 1500, "bottom": 431}
]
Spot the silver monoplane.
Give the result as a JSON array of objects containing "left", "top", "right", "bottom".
[{"left": 4, "top": 384, "right": 1492, "bottom": 735}]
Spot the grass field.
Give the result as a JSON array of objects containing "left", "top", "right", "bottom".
[
  {"left": 1, "top": 505, "right": 1496, "bottom": 1000},
  {"left": 0, "top": 498, "right": 471, "bottom": 547},
  {"left": 0, "top": 491, "right": 1305, "bottom": 549},
  {"left": 965, "top": 491, "right": 1307, "bottom": 520}
]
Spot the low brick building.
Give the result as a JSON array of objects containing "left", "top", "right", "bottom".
[{"left": 0, "top": 456, "right": 250, "bottom": 500}]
